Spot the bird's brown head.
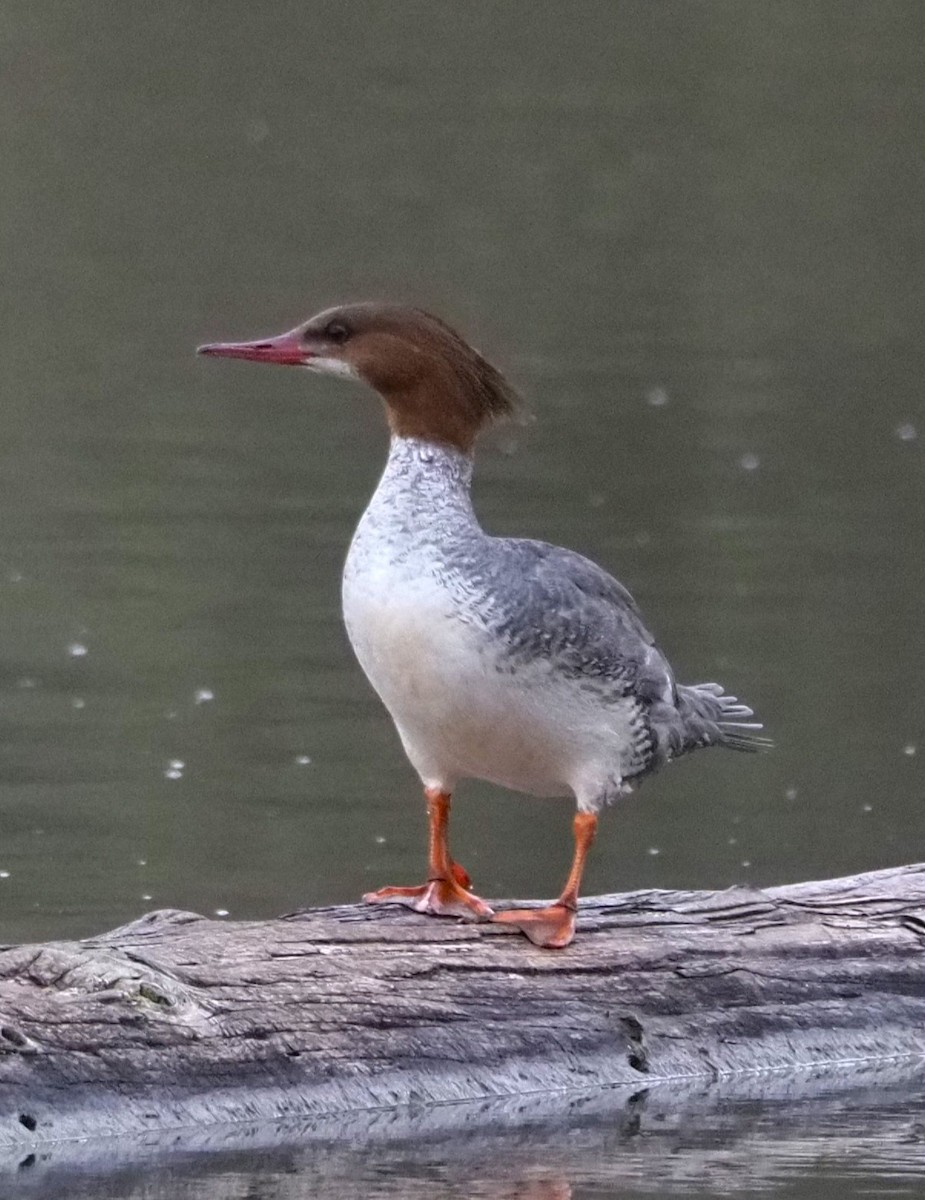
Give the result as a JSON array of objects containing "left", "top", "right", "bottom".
[{"left": 198, "top": 303, "right": 520, "bottom": 453}]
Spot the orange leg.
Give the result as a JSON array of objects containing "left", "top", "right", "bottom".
[
  {"left": 493, "top": 811, "right": 598, "bottom": 949},
  {"left": 363, "top": 787, "right": 494, "bottom": 920}
]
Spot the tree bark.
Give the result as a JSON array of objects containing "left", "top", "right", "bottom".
[{"left": 0, "top": 864, "right": 923, "bottom": 1154}]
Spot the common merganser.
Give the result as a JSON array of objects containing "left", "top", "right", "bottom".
[{"left": 198, "top": 304, "right": 767, "bottom": 948}]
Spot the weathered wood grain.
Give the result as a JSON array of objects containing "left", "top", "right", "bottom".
[{"left": 0, "top": 864, "right": 923, "bottom": 1154}]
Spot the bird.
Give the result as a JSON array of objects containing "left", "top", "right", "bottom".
[{"left": 198, "top": 303, "right": 767, "bottom": 949}]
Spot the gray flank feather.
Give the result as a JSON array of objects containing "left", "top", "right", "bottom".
[{"left": 461, "top": 540, "right": 769, "bottom": 768}]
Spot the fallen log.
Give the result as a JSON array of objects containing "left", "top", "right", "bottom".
[{"left": 0, "top": 864, "right": 923, "bottom": 1155}]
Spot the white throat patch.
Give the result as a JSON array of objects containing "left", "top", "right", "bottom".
[{"left": 304, "top": 356, "right": 358, "bottom": 380}]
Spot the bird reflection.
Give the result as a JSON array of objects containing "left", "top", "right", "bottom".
[{"left": 475, "top": 1172, "right": 572, "bottom": 1200}]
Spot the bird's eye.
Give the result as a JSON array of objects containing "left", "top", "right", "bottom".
[{"left": 325, "top": 322, "right": 349, "bottom": 345}]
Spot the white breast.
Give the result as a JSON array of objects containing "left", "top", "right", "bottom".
[
  {"left": 343, "top": 544, "right": 637, "bottom": 803},
  {"left": 342, "top": 534, "right": 496, "bottom": 787},
  {"left": 340, "top": 437, "right": 639, "bottom": 808}
]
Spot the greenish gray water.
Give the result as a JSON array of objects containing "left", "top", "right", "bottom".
[
  {"left": 9, "top": 1075, "right": 925, "bottom": 1199},
  {"left": 1, "top": 1, "right": 924, "bottom": 1195}
]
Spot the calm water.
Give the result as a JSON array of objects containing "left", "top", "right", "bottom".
[
  {"left": 1, "top": 0, "right": 924, "bottom": 1194},
  {"left": 10, "top": 1076, "right": 925, "bottom": 1199}
]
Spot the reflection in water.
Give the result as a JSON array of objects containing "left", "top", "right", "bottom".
[{"left": 10, "top": 1076, "right": 925, "bottom": 1199}]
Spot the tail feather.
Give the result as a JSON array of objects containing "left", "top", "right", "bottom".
[{"left": 675, "top": 682, "right": 772, "bottom": 755}]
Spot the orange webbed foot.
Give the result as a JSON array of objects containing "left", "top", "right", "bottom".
[
  {"left": 492, "top": 904, "right": 577, "bottom": 949},
  {"left": 363, "top": 867, "right": 493, "bottom": 921}
]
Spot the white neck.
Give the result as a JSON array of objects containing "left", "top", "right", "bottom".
[{"left": 367, "top": 436, "right": 477, "bottom": 526}]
